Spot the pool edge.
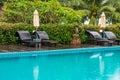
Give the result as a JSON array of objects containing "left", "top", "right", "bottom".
[{"left": 0, "top": 46, "right": 120, "bottom": 58}]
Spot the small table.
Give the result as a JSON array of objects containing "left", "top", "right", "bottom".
[{"left": 33, "top": 39, "right": 41, "bottom": 48}]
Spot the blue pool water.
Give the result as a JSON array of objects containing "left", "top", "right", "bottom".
[{"left": 0, "top": 46, "right": 120, "bottom": 80}]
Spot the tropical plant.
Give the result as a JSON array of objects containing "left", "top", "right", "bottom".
[
  {"left": 59, "top": 0, "right": 120, "bottom": 24},
  {"left": 108, "top": 0, "right": 120, "bottom": 23}
]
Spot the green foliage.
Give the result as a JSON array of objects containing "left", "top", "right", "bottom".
[
  {"left": 1, "top": 22, "right": 120, "bottom": 44},
  {"left": 59, "top": 0, "right": 120, "bottom": 24},
  {"left": 1, "top": 0, "right": 120, "bottom": 45},
  {"left": 1, "top": 0, "right": 86, "bottom": 24},
  {"left": 3, "top": 1, "right": 36, "bottom": 23},
  {"left": 0, "top": 0, "right": 6, "bottom": 8},
  {"left": 0, "top": 22, "right": 29, "bottom": 44},
  {"left": 0, "top": 22, "right": 76, "bottom": 44},
  {"left": 0, "top": 0, "right": 87, "bottom": 44},
  {"left": 40, "top": 23, "right": 76, "bottom": 44}
]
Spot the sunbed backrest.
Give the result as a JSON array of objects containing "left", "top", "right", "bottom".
[
  {"left": 89, "top": 31, "right": 102, "bottom": 39},
  {"left": 17, "top": 31, "right": 32, "bottom": 41},
  {"left": 104, "top": 31, "right": 116, "bottom": 40},
  {"left": 38, "top": 31, "right": 49, "bottom": 40}
]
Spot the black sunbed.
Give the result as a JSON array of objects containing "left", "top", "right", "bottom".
[
  {"left": 85, "top": 30, "right": 113, "bottom": 46},
  {"left": 38, "top": 31, "right": 58, "bottom": 46},
  {"left": 16, "top": 31, "right": 41, "bottom": 48},
  {"left": 103, "top": 31, "right": 120, "bottom": 45}
]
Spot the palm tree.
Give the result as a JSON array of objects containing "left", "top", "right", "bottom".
[
  {"left": 108, "top": 0, "right": 120, "bottom": 23},
  {"left": 59, "top": 0, "right": 120, "bottom": 24},
  {"left": 73, "top": 0, "right": 117, "bottom": 24},
  {"left": 59, "top": 0, "right": 84, "bottom": 8}
]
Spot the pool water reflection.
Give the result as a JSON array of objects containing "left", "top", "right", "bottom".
[{"left": 0, "top": 50, "right": 120, "bottom": 80}]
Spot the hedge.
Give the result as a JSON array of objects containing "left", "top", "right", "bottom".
[
  {"left": 0, "top": 22, "right": 76, "bottom": 44},
  {"left": 0, "top": 22, "right": 120, "bottom": 44}
]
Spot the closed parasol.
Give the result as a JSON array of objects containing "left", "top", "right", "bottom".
[
  {"left": 33, "top": 10, "right": 39, "bottom": 31},
  {"left": 98, "top": 12, "right": 106, "bottom": 29},
  {"left": 98, "top": 12, "right": 106, "bottom": 38}
]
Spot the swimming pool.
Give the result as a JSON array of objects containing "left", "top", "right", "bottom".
[{"left": 0, "top": 46, "right": 120, "bottom": 80}]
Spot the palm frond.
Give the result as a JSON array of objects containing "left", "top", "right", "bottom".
[
  {"left": 112, "top": 12, "right": 120, "bottom": 21},
  {"left": 99, "top": 6, "right": 116, "bottom": 12}
]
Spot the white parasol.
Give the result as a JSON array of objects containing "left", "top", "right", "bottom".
[
  {"left": 98, "top": 12, "right": 106, "bottom": 38},
  {"left": 33, "top": 10, "right": 39, "bottom": 31},
  {"left": 98, "top": 12, "right": 106, "bottom": 29}
]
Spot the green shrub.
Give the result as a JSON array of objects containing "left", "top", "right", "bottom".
[
  {"left": 0, "top": 22, "right": 30, "bottom": 44},
  {"left": 1, "top": 0, "right": 87, "bottom": 24},
  {"left": 0, "top": 22, "right": 76, "bottom": 44},
  {"left": 1, "top": 22, "right": 120, "bottom": 44},
  {"left": 40, "top": 23, "right": 76, "bottom": 44}
]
